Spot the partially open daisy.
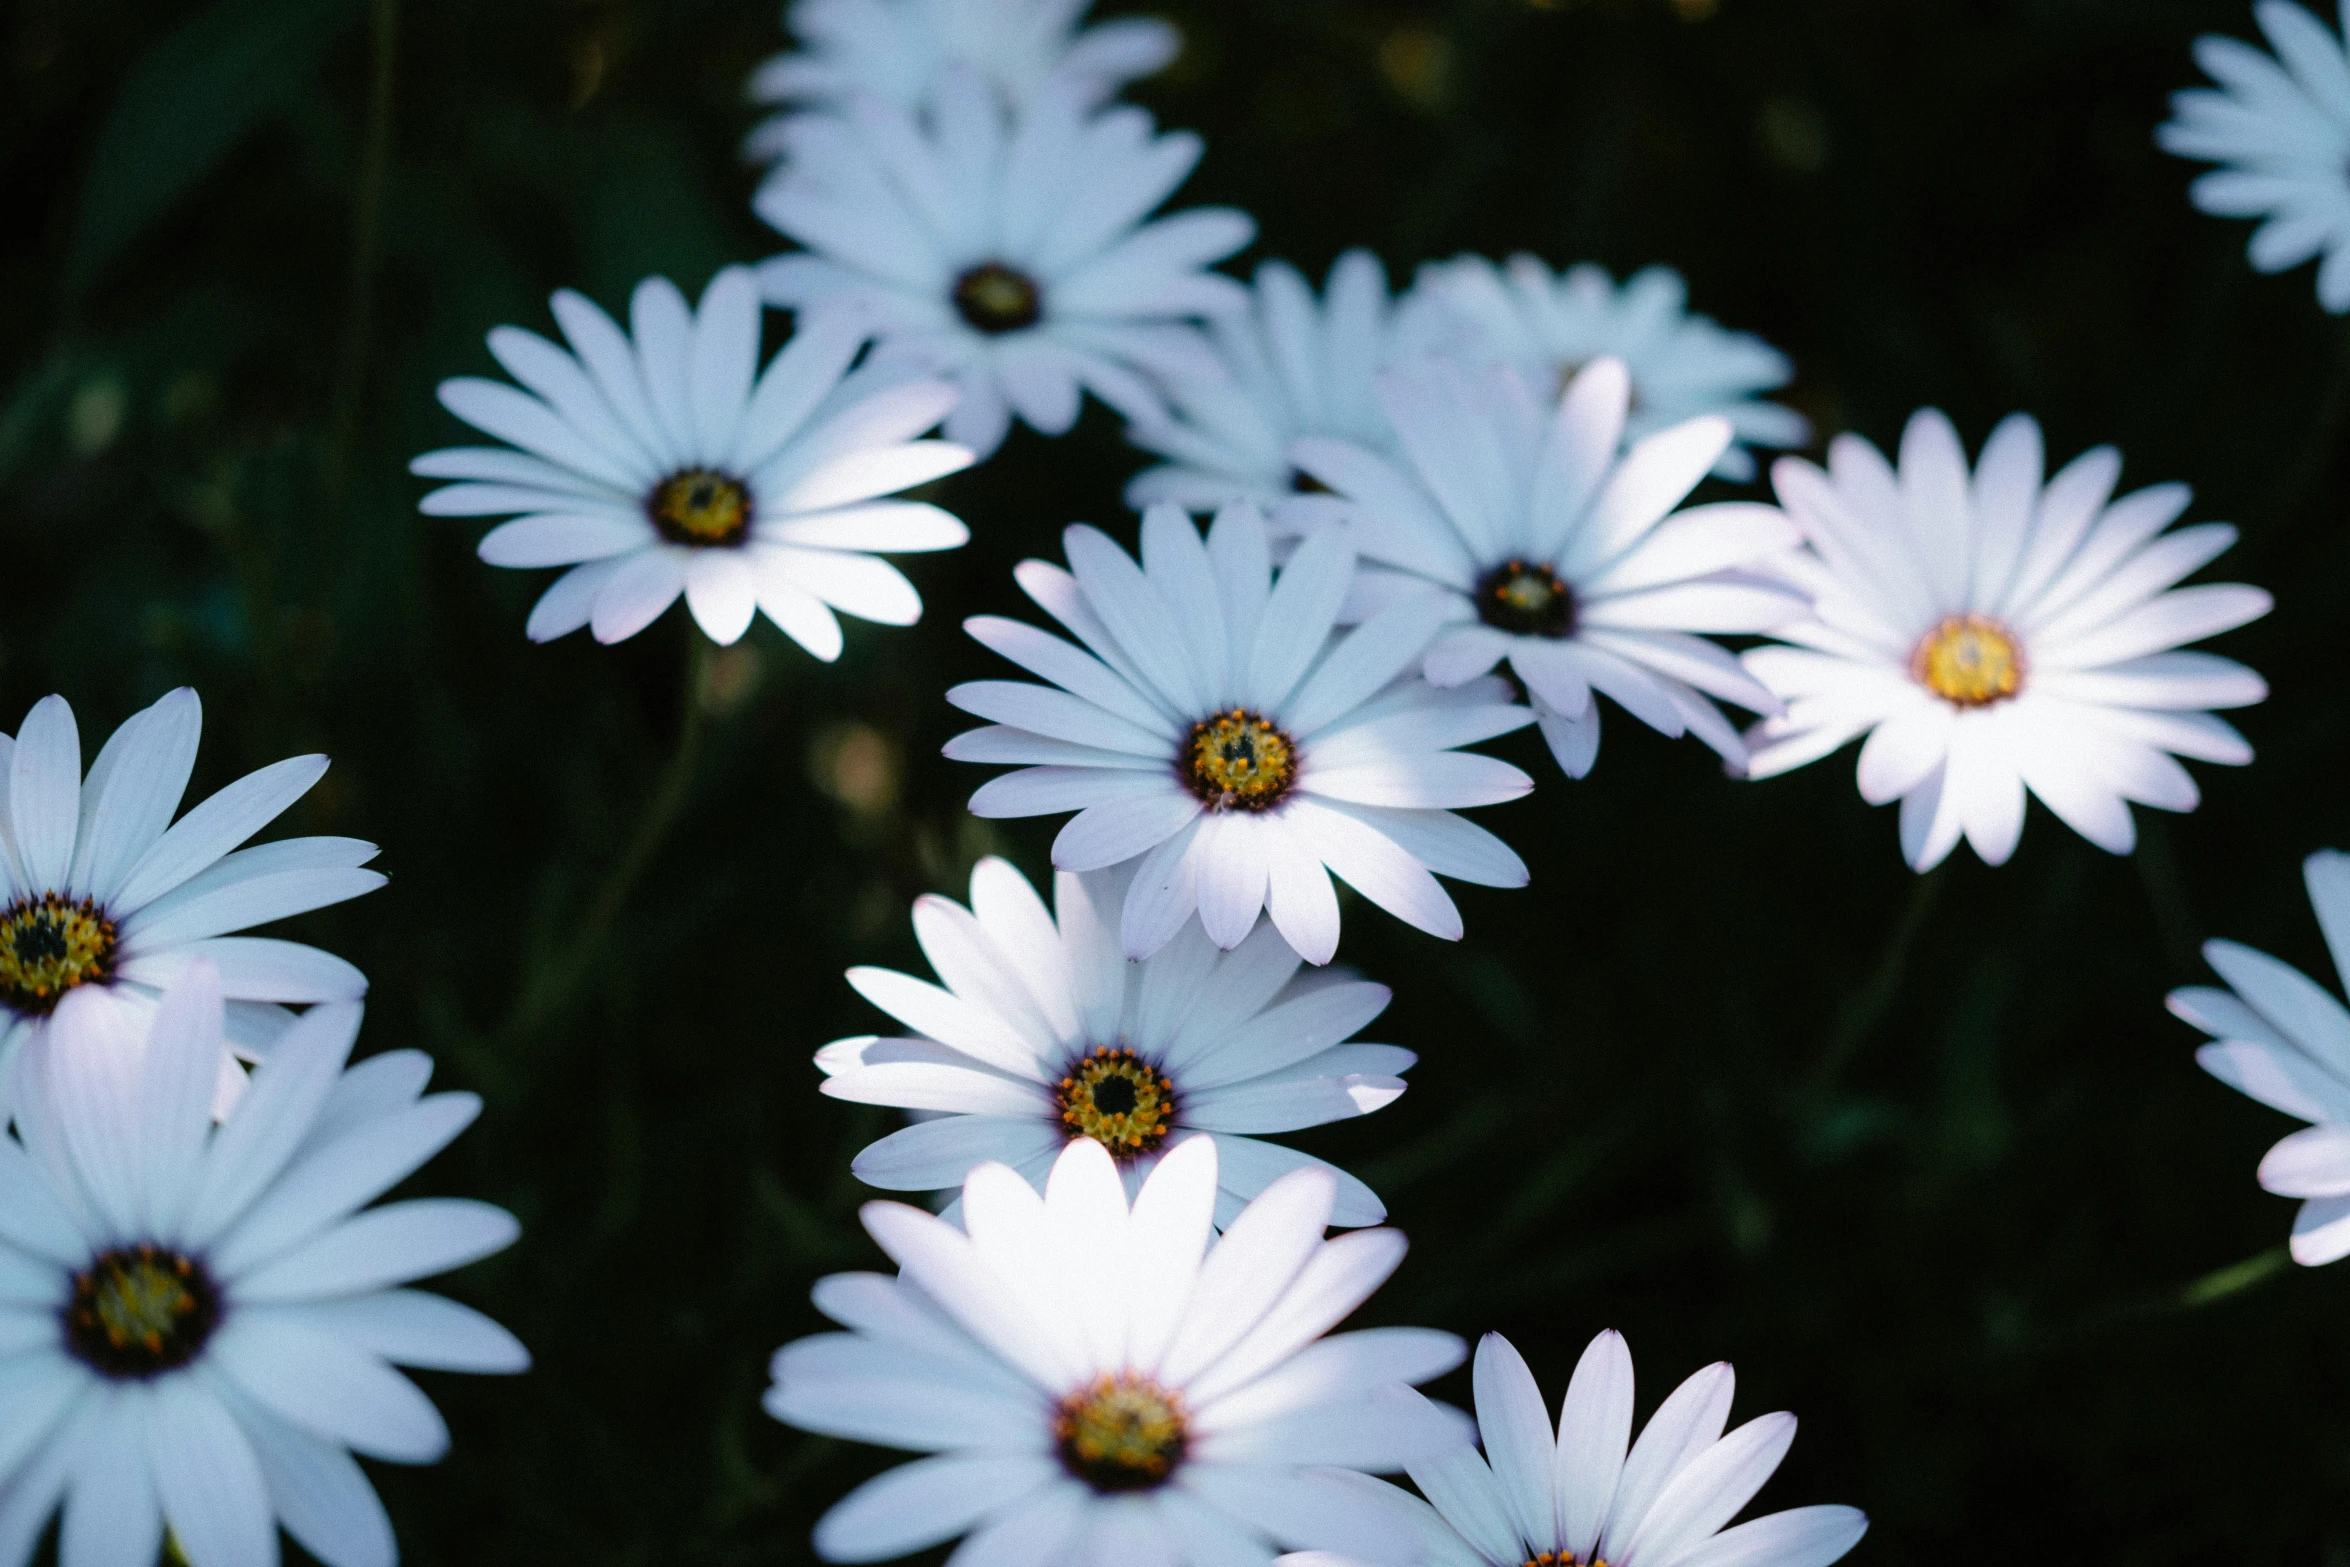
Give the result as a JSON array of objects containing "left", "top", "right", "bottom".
[
  {"left": 765, "top": 1136, "right": 1470, "bottom": 1565},
  {"left": 818, "top": 856, "right": 1411, "bottom": 1227},
  {"left": 755, "top": 71, "right": 1252, "bottom": 458},
  {"left": 1382, "top": 1331, "right": 1867, "bottom": 1567},
  {"left": 1290, "top": 358, "right": 1803, "bottom": 780},
  {"left": 2159, "top": 1, "right": 2350, "bottom": 313},
  {"left": 0, "top": 963, "right": 525, "bottom": 1567},
  {"left": 1741, "top": 410, "right": 2271, "bottom": 871},
  {"left": 745, "top": 0, "right": 1179, "bottom": 163},
  {"left": 414, "top": 265, "right": 974, "bottom": 656},
  {"left": 0, "top": 690, "right": 381, "bottom": 1116},
  {"left": 1409, "top": 257, "right": 1808, "bottom": 481},
  {"left": 1124, "top": 251, "right": 1436, "bottom": 525},
  {"left": 944, "top": 500, "right": 1535, "bottom": 964},
  {"left": 2170, "top": 850, "right": 2350, "bottom": 1265}
]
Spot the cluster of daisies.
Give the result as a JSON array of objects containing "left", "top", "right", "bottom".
[
  {"left": 11, "top": 0, "right": 2350, "bottom": 1564},
  {"left": 0, "top": 691, "right": 522, "bottom": 1567}
]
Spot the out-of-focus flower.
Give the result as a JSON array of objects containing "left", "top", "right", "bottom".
[
  {"left": 1124, "top": 250, "right": 1447, "bottom": 525},
  {"left": 745, "top": 0, "right": 1178, "bottom": 163},
  {"left": 2160, "top": 1, "right": 2350, "bottom": 313},
  {"left": 1408, "top": 257, "right": 1807, "bottom": 479},
  {"left": 756, "top": 74, "right": 1252, "bottom": 458}
]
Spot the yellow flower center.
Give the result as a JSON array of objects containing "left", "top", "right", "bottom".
[
  {"left": 1525, "top": 1555, "right": 1609, "bottom": 1567},
  {"left": 1912, "top": 613, "right": 2023, "bottom": 707},
  {"left": 0, "top": 892, "right": 116, "bottom": 1016},
  {"left": 1184, "top": 709, "right": 1296, "bottom": 811},
  {"left": 648, "top": 468, "right": 751, "bottom": 547},
  {"left": 952, "top": 261, "right": 1043, "bottom": 335},
  {"left": 1057, "top": 1047, "right": 1177, "bottom": 1161},
  {"left": 1475, "top": 558, "right": 1576, "bottom": 638},
  {"left": 1055, "top": 1373, "right": 1187, "bottom": 1492},
  {"left": 65, "top": 1245, "right": 221, "bottom": 1379}
]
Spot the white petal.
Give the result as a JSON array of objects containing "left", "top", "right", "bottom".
[
  {"left": 207, "top": 1313, "right": 449, "bottom": 1462},
  {"left": 112, "top": 756, "right": 331, "bottom": 915},
  {"left": 232, "top": 1199, "right": 519, "bottom": 1302},
  {"left": 1555, "top": 1330, "right": 1634, "bottom": 1558},
  {"left": 9, "top": 696, "right": 82, "bottom": 892},
  {"left": 144, "top": 1377, "right": 274, "bottom": 1567},
  {"left": 814, "top": 1455, "right": 1061, "bottom": 1564}
]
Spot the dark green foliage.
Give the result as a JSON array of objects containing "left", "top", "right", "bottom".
[{"left": 3, "top": 0, "right": 2347, "bottom": 1561}]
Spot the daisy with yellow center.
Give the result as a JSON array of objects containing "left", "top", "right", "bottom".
[
  {"left": 0, "top": 686, "right": 383, "bottom": 1116},
  {"left": 416, "top": 265, "right": 975, "bottom": 655},
  {"left": 1290, "top": 357, "right": 1805, "bottom": 784},
  {"left": 817, "top": 855, "right": 1414, "bottom": 1228},
  {"left": 754, "top": 72, "right": 1252, "bottom": 459},
  {"left": 945, "top": 499, "right": 1536, "bottom": 965},
  {"left": 767, "top": 1137, "right": 1473, "bottom": 1564},
  {"left": 1744, "top": 409, "right": 2270, "bottom": 871},
  {"left": 0, "top": 963, "right": 526, "bottom": 1567}
]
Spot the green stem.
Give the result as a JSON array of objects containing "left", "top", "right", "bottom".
[
  {"left": 2179, "top": 1244, "right": 2291, "bottom": 1308},
  {"left": 508, "top": 634, "right": 713, "bottom": 1037}
]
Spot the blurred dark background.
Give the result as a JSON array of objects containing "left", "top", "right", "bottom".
[{"left": 3, "top": 0, "right": 2346, "bottom": 1560}]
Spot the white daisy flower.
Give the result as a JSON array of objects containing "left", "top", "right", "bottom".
[
  {"left": 745, "top": 0, "right": 1180, "bottom": 163},
  {"left": 1382, "top": 1331, "right": 1867, "bottom": 1567},
  {"left": 2159, "top": 1, "right": 2350, "bottom": 314},
  {"left": 414, "top": 265, "right": 975, "bottom": 656},
  {"left": 943, "top": 500, "right": 1535, "bottom": 965},
  {"left": 2169, "top": 850, "right": 2350, "bottom": 1265},
  {"left": 1741, "top": 410, "right": 2272, "bottom": 872},
  {"left": 1290, "top": 358, "right": 1804, "bottom": 781},
  {"left": 818, "top": 855, "right": 1411, "bottom": 1228},
  {"left": 766, "top": 1134, "right": 1471, "bottom": 1566},
  {"left": 0, "top": 689, "right": 381, "bottom": 1116},
  {"left": 0, "top": 963, "right": 525, "bottom": 1567},
  {"left": 1123, "top": 250, "right": 1443, "bottom": 525},
  {"left": 1409, "top": 256, "right": 1808, "bottom": 481},
  {"left": 754, "top": 72, "right": 1253, "bottom": 459}
]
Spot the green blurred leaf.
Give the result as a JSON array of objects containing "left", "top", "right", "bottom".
[{"left": 68, "top": 0, "right": 363, "bottom": 295}]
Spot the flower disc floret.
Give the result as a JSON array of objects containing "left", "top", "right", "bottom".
[
  {"left": 0, "top": 892, "right": 116, "bottom": 1015},
  {"left": 64, "top": 1244, "right": 222, "bottom": 1379},
  {"left": 1185, "top": 708, "right": 1296, "bottom": 811},
  {"left": 953, "top": 262, "right": 1043, "bottom": 335},
  {"left": 648, "top": 467, "right": 753, "bottom": 546},
  {"left": 1056, "top": 1045, "right": 1177, "bottom": 1159},
  {"left": 1055, "top": 1372, "right": 1188, "bottom": 1491},
  {"left": 1476, "top": 559, "right": 1576, "bottom": 639},
  {"left": 1912, "top": 613, "right": 2022, "bottom": 708}
]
